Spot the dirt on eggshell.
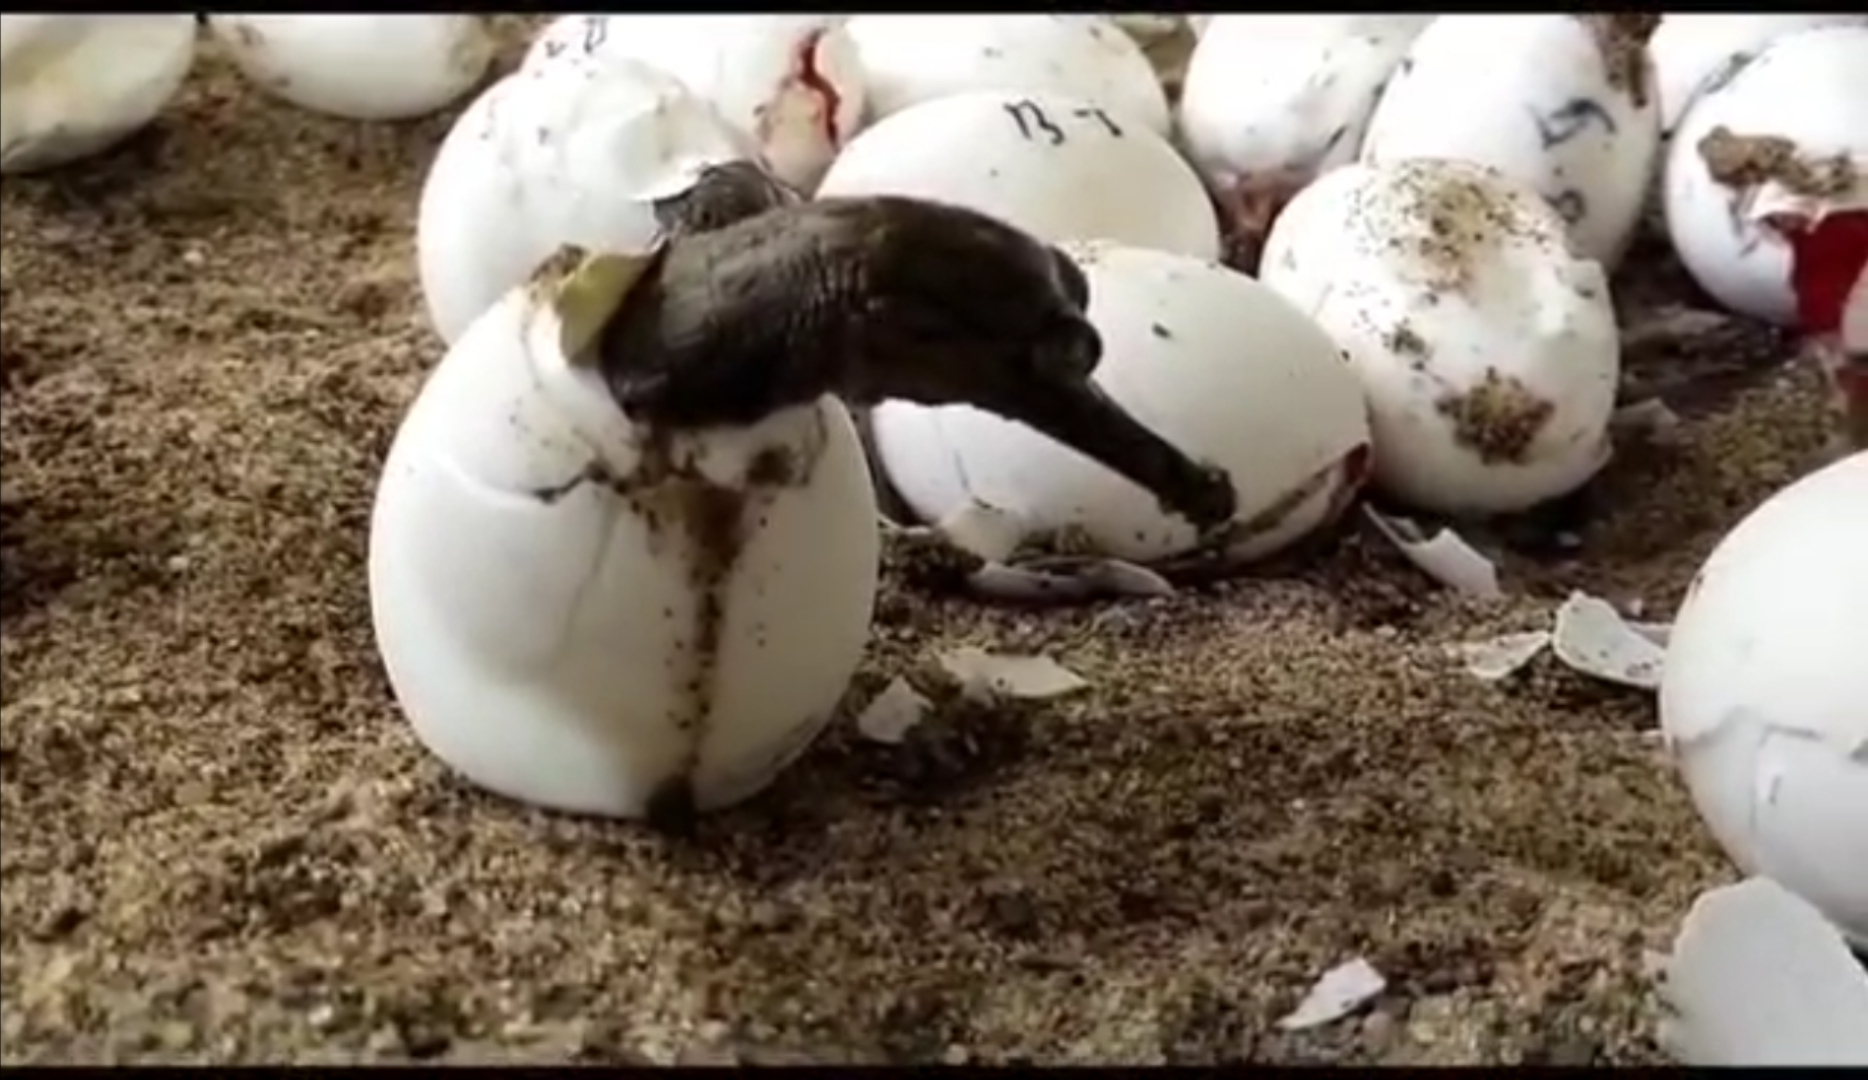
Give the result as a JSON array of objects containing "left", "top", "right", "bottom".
[{"left": 0, "top": 22, "right": 1846, "bottom": 1067}]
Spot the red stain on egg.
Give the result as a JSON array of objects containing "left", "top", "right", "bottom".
[{"left": 792, "top": 28, "right": 844, "bottom": 148}]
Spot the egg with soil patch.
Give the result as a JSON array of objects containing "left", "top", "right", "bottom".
[
  {"left": 369, "top": 254, "right": 879, "bottom": 820},
  {"left": 0, "top": 14, "right": 196, "bottom": 175},
  {"left": 843, "top": 15, "right": 1168, "bottom": 135},
  {"left": 1259, "top": 157, "right": 1619, "bottom": 517},
  {"left": 209, "top": 14, "right": 492, "bottom": 121},
  {"left": 522, "top": 14, "right": 864, "bottom": 192},
  {"left": 1663, "top": 25, "right": 1868, "bottom": 327},
  {"left": 1659, "top": 450, "right": 1868, "bottom": 949},
  {"left": 1177, "top": 15, "right": 1431, "bottom": 261},
  {"left": 1652, "top": 15, "right": 1868, "bottom": 141},
  {"left": 416, "top": 55, "right": 754, "bottom": 345},
  {"left": 816, "top": 88, "right": 1219, "bottom": 259},
  {"left": 871, "top": 241, "right": 1371, "bottom": 565},
  {"left": 1361, "top": 14, "right": 1662, "bottom": 270}
]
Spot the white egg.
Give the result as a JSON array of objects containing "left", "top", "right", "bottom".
[
  {"left": 1659, "top": 450, "right": 1868, "bottom": 948},
  {"left": 369, "top": 259, "right": 880, "bottom": 820},
  {"left": 209, "top": 15, "right": 492, "bottom": 122},
  {"left": 416, "top": 56, "right": 753, "bottom": 345},
  {"left": 1260, "top": 158, "right": 1619, "bottom": 516},
  {"left": 0, "top": 14, "right": 196, "bottom": 175},
  {"left": 1652, "top": 15, "right": 1868, "bottom": 139},
  {"left": 523, "top": 15, "right": 864, "bottom": 191},
  {"left": 1663, "top": 26, "right": 1868, "bottom": 327},
  {"left": 1362, "top": 14, "right": 1662, "bottom": 269},
  {"left": 817, "top": 89, "right": 1220, "bottom": 259},
  {"left": 872, "top": 241, "right": 1371, "bottom": 564},
  {"left": 844, "top": 15, "right": 1168, "bottom": 135},
  {"left": 1177, "top": 16, "right": 1430, "bottom": 235}
]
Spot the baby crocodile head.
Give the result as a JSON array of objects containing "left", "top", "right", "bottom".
[{"left": 598, "top": 188, "right": 1238, "bottom": 532}]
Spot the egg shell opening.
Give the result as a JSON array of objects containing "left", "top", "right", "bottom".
[
  {"left": 1360, "top": 14, "right": 1661, "bottom": 270},
  {"left": 1662, "top": 25, "right": 1868, "bottom": 327},
  {"left": 1659, "top": 450, "right": 1868, "bottom": 947},
  {"left": 415, "top": 57, "right": 753, "bottom": 345},
  {"left": 844, "top": 15, "right": 1170, "bottom": 137},
  {"left": 523, "top": 14, "right": 866, "bottom": 192},
  {"left": 211, "top": 14, "right": 492, "bottom": 122},
  {"left": 872, "top": 241, "right": 1371, "bottom": 564},
  {"left": 0, "top": 14, "right": 197, "bottom": 175},
  {"left": 1260, "top": 158, "right": 1620, "bottom": 516},
  {"left": 368, "top": 281, "right": 880, "bottom": 819},
  {"left": 817, "top": 88, "right": 1219, "bottom": 258}
]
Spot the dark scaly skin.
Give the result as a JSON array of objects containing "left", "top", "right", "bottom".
[{"left": 595, "top": 189, "right": 1238, "bottom": 532}]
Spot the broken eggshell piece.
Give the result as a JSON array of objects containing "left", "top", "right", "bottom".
[
  {"left": 1659, "top": 450, "right": 1868, "bottom": 947},
  {"left": 1360, "top": 14, "right": 1661, "bottom": 270},
  {"left": 872, "top": 241, "right": 1369, "bottom": 567},
  {"left": 1663, "top": 25, "right": 1868, "bottom": 326},
  {"left": 521, "top": 14, "right": 864, "bottom": 192},
  {"left": 209, "top": 14, "right": 493, "bottom": 122},
  {"left": 368, "top": 253, "right": 880, "bottom": 819},
  {"left": 816, "top": 88, "right": 1220, "bottom": 259},
  {"left": 416, "top": 54, "right": 753, "bottom": 345},
  {"left": 843, "top": 15, "right": 1169, "bottom": 136},
  {"left": 1259, "top": 157, "right": 1620, "bottom": 517},
  {"left": 0, "top": 14, "right": 197, "bottom": 175}
]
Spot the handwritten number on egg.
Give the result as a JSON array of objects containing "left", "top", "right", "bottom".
[
  {"left": 581, "top": 16, "right": 608, "bottom": 55},
  {"left": 1003, "top": 100, "right": 1124, "bottom": 145},
  {"left": 1547, "top": 189, "right": 1588, "bottom": 227},
  {"left": 1529, "top": 98, "right": 1617, "bottom": 149},
  {"left": 1697, "top": 54, "right": 1752, "bottom": 102}
]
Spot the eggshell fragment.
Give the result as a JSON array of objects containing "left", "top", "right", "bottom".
[
  {"left": 844, "top": 15, "right": 1169, "bottom": 135},
  {"left": 1663, "top": 26, "right": 1868, "bottom": 326},
  {"left": 1659, "top": 450, "right": 1868, "bottom": 947},
  {"left": 1261, "top": 158, "right": 1620, "bottom": 516},
  {"left": 416, "top": 56, "right": 753, "bottom": 345},
  {"left": 1652, "top": 15, "right": 1868, "bottom": 139},
  {"left": 0, "top": 14, "right": 196, "bottom": 175},
  {"left": 871, "top": 241, "right": 1369, "bottom": 565},
  {"left": 817, "top": 90, "right": 1219, "bottom": 259},
  {"left": 1362, "top": 14, "right": 1661, "bottom": 269},
  {"left": 523, "top": 14, "right": 864, "bottom": 191},
  {"left": 1177, "top": 16, "right": 1429, "bottom": 231},
  {"left": 210, "top": 15, "right": 492, "bottom": 121},
  {"left": 368, "top": 264, "right": 880, "bottom": 819}
]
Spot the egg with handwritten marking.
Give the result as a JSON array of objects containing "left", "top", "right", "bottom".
[
  {"left": 1260, "top": 157, "right": 1619, "bottom": 516},
  {"left": 523, "top": 14, "right": 864, "bottom": 191},
  {"left": 1362, "top": 14, "right": 1662, "bottom": 269},
  {"left": 816, "top": 88, "right": 1218, "bottom": 258},
  {"left": 1652, "top": 15, "right": 1868, "bottom": 140}
]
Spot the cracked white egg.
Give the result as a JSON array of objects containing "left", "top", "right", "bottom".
[
  {"left": 369, "top": 255, "right": 880, "bottom": 820},
  {"left": 522, "top": 14, "right": 864, "bottom": 191},
  {"left": 1361, "top": 14, "right": 1662, "bottom": 269},
  {"left": 1652, "top": 15, "right": 1868, "bottom": 140},
  {"left": 843, "top": 15, "right": 1168, "bottom": 136},
  {"left": 1176, "top": 16, "right": 1430, "bottom": 239},
  {"left": 1659, "top": 450, "right": 1868, "bottom": 948},
  {"left": 416, "top": 55, "right": 753, "bottom": 345},
  {"left": 1663, "top": 25, "right": 1868, "bottom": 326},
  {"left": 816, "top": 89, "right": 1219, "bottom": 259},
  {"left": 0, "top": 14, "right": 196, "bottom": 175},
  {"left": 871, "top": 241, "right": 1370, "bottom": 565},
  {"left": 209, "top": 15, "right": 492, "bottom": 122},
  {"left": 1259, "top": 157, "right": 1620, "bottom": 516}
]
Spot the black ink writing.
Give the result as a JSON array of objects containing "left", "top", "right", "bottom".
[
  {"left": 1073, "top": 105, "right": 1123, "bottom": 138},
  {"left": 1003, "top": 99, "right": 1065, "bottom": 145},
  {"left": 1546, "top": 188, "right": 1588, "bottom": 226},
  {"left": 1530, "top": 98, "right": 1617, "bottom": 149},
  {"left": 581, "top": 16, "right": 608, "bottom": 55},
  {"left": 1696, "top": 53, "right": 1752, "bottom": 103}
]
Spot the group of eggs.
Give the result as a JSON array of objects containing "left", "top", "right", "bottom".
[{"left": 3, "top": 13, "right": 1864, "bottom": 993}]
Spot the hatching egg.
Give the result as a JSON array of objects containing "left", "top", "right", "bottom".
[
  {"left": 1260, "top": 157, "right": 1619, "bottom": 516},
  {"left": 369, "top": 256, "right": 880, "bottom": 819}
]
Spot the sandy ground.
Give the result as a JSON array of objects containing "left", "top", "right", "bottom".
[{"left": 0, "top": 25, "right": 1847, "bottom": 1066}]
